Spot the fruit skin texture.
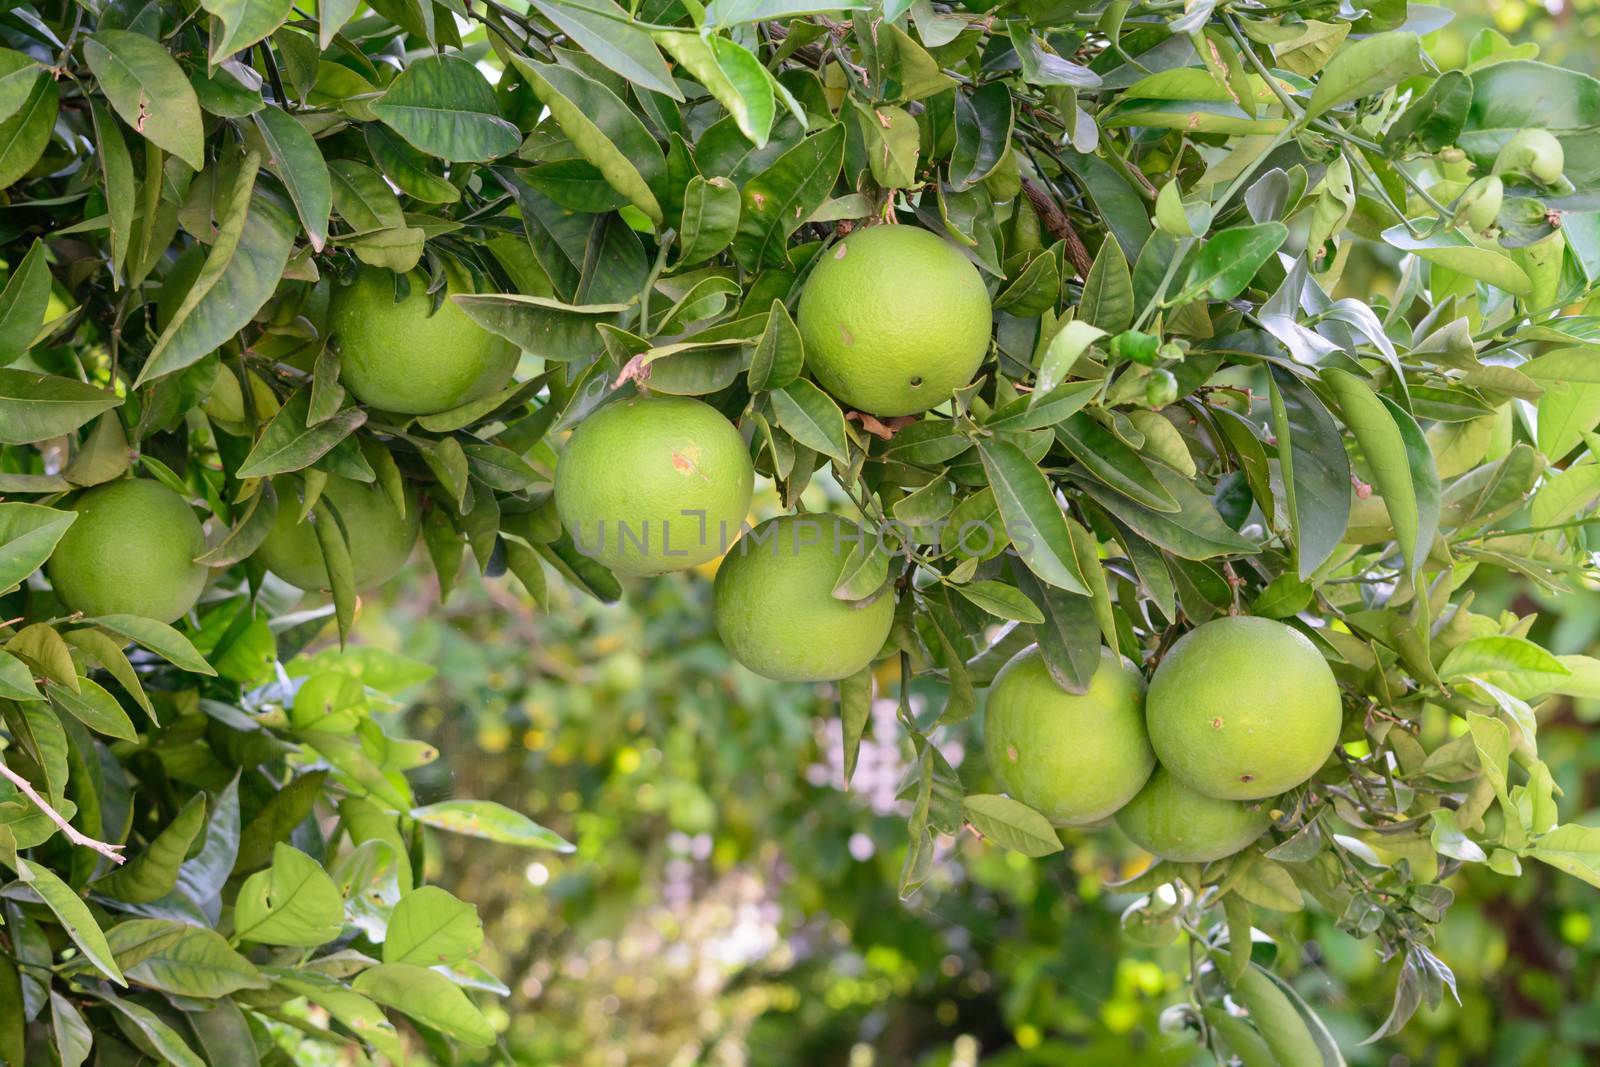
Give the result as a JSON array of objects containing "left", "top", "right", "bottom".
[
  {"left": 328, "top": 265, "right": 518, "bottom": 415},
  {"left": 1115, "top": 768, "right": 1270, "bottom": 862},
  {"left": 712, "top": 514, "right": 894, "bottom": 682},
  {"left": 1146, "top": 616, "right": 1341, "bottom": 800},
  {"left": 255, "top": 476, "right": 420, "bottom": 591},
  {"left": 46, "top": 479, "right": 208, "bottom": 624},
  {"left": 983, "top": 646, "right": 1154, "bottom": 826},
  {"left": 556, "top": 395, "right": 754, "bottom": 576},
  {"left": 796, "top": 225, "right": 991, "bottom": 417}
]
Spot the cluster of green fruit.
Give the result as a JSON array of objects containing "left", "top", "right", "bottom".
[
  {"left": 44, "top": 221, "right": 1346, "bottom": 868},
  {"left": 43, "top": 264, "right": 503, "bottom": 622},
  {"left": 556, "top": 223, "right": 992, "bottom": 683},
  {"left": 986, "top": 616, "right": 1342, "bottom": 862}
]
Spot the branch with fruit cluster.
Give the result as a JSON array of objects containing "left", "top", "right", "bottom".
[{"left": 3, "top": 0, "right": 1600, "bottom": 1061}]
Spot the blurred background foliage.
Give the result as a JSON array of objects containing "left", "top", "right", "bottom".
[{"left": 309, "top": 5, "right": 1600, "bottom": 1065}]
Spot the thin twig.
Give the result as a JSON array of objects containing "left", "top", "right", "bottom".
[{"left": 0, "top": 759, "right": 126, "bottom": 864}]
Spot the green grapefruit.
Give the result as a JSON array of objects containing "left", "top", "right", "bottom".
[
  {"left": 47, "top": 479, "right": 209, "bottom": 623},
  {"left": 1146, "top": 616, "right": 1342, "bottom": 800},
  {"left": 328, "top": 265, "right": 517, "bottom": 415},
  {"left": 983, "top": 646, "right": 1154, "bottom": 826},
  {"left": 1115, "top": 768, "right": 1271, "bottom": 862},
  {"left": 712, "top": 514, "right": 894, "bottom": 682},
  {"left": 796, "top": 225, "right": 992, "bottom": 416},
  {"left": 255, "top": 476, "right": 420, "bottom": 591},
  {"left": 556, "top": 395, "right": 754, "bottom": 576}
]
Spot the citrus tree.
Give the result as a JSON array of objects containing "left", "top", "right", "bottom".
[{"left": 3, "top": 0, "right": 1600, "bottom": 1061}]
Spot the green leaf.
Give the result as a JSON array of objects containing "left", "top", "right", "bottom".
[
  {"left": 351, "top": 962, "right": 496, "bottom": 1046},
  {"left": 1324, "top": 369, "right": 1439, "bottom": 573},
  {"left": 89, "top": 614, "right": 217, "bottom": 675},
  {"left": 1269, "top": 367, "right": 1352, "bottom": 579},
  {"left": 235, "top": 771, "right": 329, "bottom": 872},
  {"left": 839, "top": 665, "right": 872, "bottom": 787},
  {"left": 0, "top": 238, "right": 49, "bottom": 365},
  {"left": 0, "top": 49, "right": 40, "bottom": 124},
  {"left": 48, "top": 678, "right": 138, "bottom": 742},
  {"left": 1440, "top": 634, "right": 1569, "bottom": 683},
  {"left": 1381, "top": 223, "right": 1532, "bottom": 296},
  {"left": 106, "top": 918, "right": 266, "bottom": 997},
  {"left": 93, "top": 994, "right": 205, "bottom": 1067},
  {"left": 677, "top": 176, "right": 742, "bottom": 266},
  {"left": 1078, "top": 465, "right": 1258, "bottom": 559},
  {"left": 1525, "top": 823, "right": 1600, "bottom": 888},
  {"left": 329, "top": 157, "right": 405, "bottom": 230},
  {"left": 703, "top": 0, "right": 867, "bottom": 26},
  {"left": 733, "top": 123, "right": 846, "bottom": 269},
  {"left": 1523, "top": 348, "right": 1600, "bottom": 461},
  {"left": 0, "top": 649, "right": 41, "bottom": 702},
  {"left": 0, "top": 502, "right": 75, "bottom": 593},
  {"left": 1184, "top": 223, "right": 1287, "bottom": 301},
  {"left": 1530, "top": 460, "right": 1600, "bottom": 527},
  {"left": 201, "top": 0, "right": 292, "bottom": 65},
  {"left": 0, "top": 72, "right": 57, "bottom": 189},
  {"left": 0, "top": 370, "right": 123, "bottom": 445},
  {"left": 1056, "top": 413, "right": 1179, "bottom": 512},
  {"left": 975, "top": 437, "right": 1089, "bottom": 594},
  {"left": 770, "top": 379, "right": 849, "bottom": 463},
  {"left": 961, "top": 794, "right": 1063, "bottom": 857},
  {"left": 372, "top": 54, "right": 520, "bottom": 163},
  {"left": 749, "top": 299, "right": 805, "bottom": 392},
  {"left": 656, "top": 32, "right": 775, "bottom": 148},
  {"left": 253, "top": 105, "right": 331, "bottom": 252},
  {"left": 411, "top": 799, "right": 575, "bottom": 851},
  {"left": 1079, "top": 238, "right": 1134, "bottom": 334},
  {"left": 511, "top": 57, "right": 664, "bottom": 224},
  {"left": 950, "top": 81, "right": 1013, "bottom": 190},
  {"left": 952, "top": 580, "right": 1044, "bottom": 623},
  {"left": 1304, "top": 32, "right": 1426, "bottom": 124},
  {"left": 50, "top": 992, "right": 93, "bottom": 1067},
  {"left": 84, "top": 31, "right": 204, "bottom": 170},
  {"left": 237, "top": 390, "right": 366, "bottom": 478},
  {"left": 89, "top": 100, "right": 135, "bottom": 283},
  {"left": 137, "top": 160, "right": 298, "bottom": 385},
  {"left": 384, "top": 885, "right": 484, "bottom": 966},
  {"left": 529, "top": 0, "right": 680, "bottom": 99},
  {"left": 452, "top": 293, "right": 628, "bottom": 363},
  {"left": 233, "top": 843, "right": 346, "bottom": 946},
  {"left": 365, "top": 123, "right": 460, "bottom": 204},
  {"left": 96, "top": 793, "right": 207, "bottom": 903},
  {"left": 1253, "top": 574, "right": 1314, "bottom": 618},
  {"left": 17, "top": 858, "right": 126, "bottom": 985}
]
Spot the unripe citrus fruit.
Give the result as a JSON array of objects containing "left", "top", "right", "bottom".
[
  {"left": 328, "top": 265, "right": 517, "bottom": 415},
  {"left": 1146, "top": 616, "right": 1341, "bottom": 800},
  {"left": 984, "top": 646, "right": 1154, "bottom": 826},
  {"left": 797, "top": 225, "right": 991, "bottom": 416},
  {"left": 255, "top": 476, "right": 420, "bottom": 590},
  {"left": 47, "top": 479, "right": 208, "bottom": 623},
  {"left": 1115, "top": 768, "right": 1270, "bottom": 862},
  {"left": 556, "top": 395, "right": 754, "bottom": 576},
  {"left": 712, "top": 514, "right": 894, "bottom": 682}
]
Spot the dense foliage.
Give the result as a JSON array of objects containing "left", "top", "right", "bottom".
[{"left": 4, "top": 0, "right": 1600, "bottom": 1062}]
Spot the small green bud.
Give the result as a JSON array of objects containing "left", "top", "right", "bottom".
[
  {"left": 1110, "top": 329, "right": 1161, "bottom": 366},
  {"left": 1145, "top": 368, "right": 1179, "bottom": 408}
]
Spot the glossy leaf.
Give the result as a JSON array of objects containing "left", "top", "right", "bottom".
[
  {"left": 373, "top": 54, "right": 520, "bottom": 163},
  {"left": 84, "top": 31, "right": 204, "bottom": 169}
]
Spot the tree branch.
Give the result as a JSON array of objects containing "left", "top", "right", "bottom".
[
  {"left": 1020, "top": 178, "right": 1092, "bottom": 279},
  {"left": 0, "top": 759, "right": 126, "bottom": 865}
]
